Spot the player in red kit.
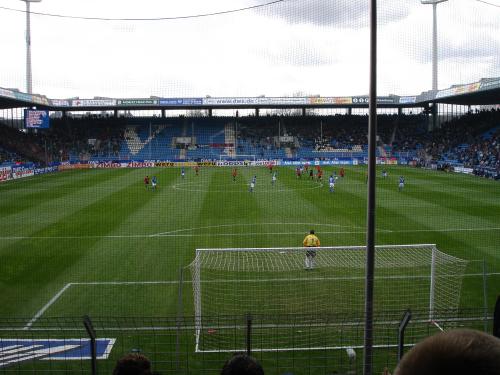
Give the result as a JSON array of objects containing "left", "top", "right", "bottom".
[{"left": 318, "top": 169, "right": 323, "bottom": 181}]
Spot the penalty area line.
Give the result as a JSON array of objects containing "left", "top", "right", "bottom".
[{"left": 23, "top": 283, "right": 73, "bottom": 330}]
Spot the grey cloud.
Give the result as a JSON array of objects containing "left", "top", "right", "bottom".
[
  {"left": 440, "top": 42, "right": 499, "bottom": 61},
  {"left": 255, "top": 0, "right": 415, "bottom": 28},
  {"left": 411, "top": 35, "right": 499, "bottom": 64}
]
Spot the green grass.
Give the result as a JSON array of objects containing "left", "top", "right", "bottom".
[{"left": 0, "top": 165, "right": 499, "bottom": 374}]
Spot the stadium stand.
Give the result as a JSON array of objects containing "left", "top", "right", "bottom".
[
  {"left": 0, "top": 123, "right": 45, "bottom": 164},
  {"left": 1, "top": 110, "right": 499, "bottom": 178}
]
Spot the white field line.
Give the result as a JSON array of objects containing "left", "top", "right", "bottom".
[
  {"left": 431, "top": 320, "right": 445, "bottom": 332},
  {"left": 70, "top": 272, "right": 500, "bottom": 286},
  {"left": 19, "top": 270, "right": 500, "bottom": 330},
  {"left": 23, "top": 283, "right": 73, "bottom": 330},
  {"left": 153, "top": 222, "right": 365, "bottom": 236},
  {"left": 195, "top": 343, "right": 422, "bottom": 353},
  {"left": 71, "top": 281, "right": 181, "bottom": 285},
  {"left": 1, "top": 226, "right": 500, "bottom": 240}
]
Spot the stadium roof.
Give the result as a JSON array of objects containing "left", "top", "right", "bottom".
[{"left": 0, "top": 77, "right": 499, "bottom": 111}]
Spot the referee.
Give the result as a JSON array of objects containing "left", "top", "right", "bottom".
[{"left": 303, "top": 229, "right": 320, "bottom": 270}]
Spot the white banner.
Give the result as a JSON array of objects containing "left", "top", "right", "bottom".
[
  {"left": 12, "top": 168, "right": 35, "bottom": 179},
  {"left": 203, "top": 97, "right": 308, "bottom": 106},
  {"left": 71, "top": 99, "right": 116, "bottom": 107},
  {"left": 52, "top": 99, "right": 71, "bottom": 107},
  {"left": 279, "top": 136, "right": 294, "bottom": 143},
  {"left": 453, "top": 166, "right": 474, "bottom": 174}
]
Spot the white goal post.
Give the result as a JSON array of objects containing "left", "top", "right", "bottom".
[
  {"left": 188, "top": 244, "right": 468, "bottom": 352},
  {"left": 219, "top": 154, "right": 256, "bottom": 162}
]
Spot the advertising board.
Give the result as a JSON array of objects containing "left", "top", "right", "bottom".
[
  {"left": 0, "top": 166, "right": 12, "bottom": 182},
  {"left": 399, "top": 96, "right": 416, "bottom": 104},
  {"left": 51, "top": 99, "right": 71, "bottom": 107},
  {"left": 309, "top": 97, "right": 353, "bottom": 105},
  {"left": 71, "top": 99, "right": 117, "bottom": 107},
  {"left": 25, "top": 110, "right": 50, "bottom": 129},
  {"left": 116, "top": 99, "right": 158, "bottom": 106},
  {"left": 159, "top": 98, "right": 203, "bottom": 106}
]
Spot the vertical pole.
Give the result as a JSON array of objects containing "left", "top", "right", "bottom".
[
  {"left": 234, "top": 120, "right": 238, "bottom": 155},
  {"left": 25, "top": 1, "right": 33, "bottom": 94},
  {"left": 432, "top": 3, "right": 438, "bottom": 93},
  {"left": 176, "top": 267, "right": 184, "bottom": 374},
  {"left": 363, "top": 0, "right": 377, "bottom": 372},
  {"left": 398, "top": 310, "right": 412, "bottom": 363},
  {"left": 278, "top": 119, "right": 281, "bottom": 149},
  {"left": 83, "top": 315, "right": 97, "bottom": 375},
  {"left": 246, "top": 314, "right": 252, "bottom": 356},
  {"left": 429, "top": 247, "right": 436, "bottom": 322},
  {"left": 320, "top": 121, "right": 323, "bottom": 144},
  {"left": 193, "top": 250, "right": 202, "bottom": 351},
  {"left": 482, "top": 260, "right": 489, "bottom": 332}
]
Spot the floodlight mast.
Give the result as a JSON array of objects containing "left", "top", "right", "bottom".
[
  {"left": 421, "top": 0, "right": 448, "bottom": 93},
  {"left": 20, "top": 0, "right": 41, "bottom": 94}
]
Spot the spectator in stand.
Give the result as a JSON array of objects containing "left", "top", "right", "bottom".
[
  {"left": 393, "top": 329, "right": 500, "bottom": 375},
  {"left": 221, "top": 353, "right": 264, "bottom": 375}
]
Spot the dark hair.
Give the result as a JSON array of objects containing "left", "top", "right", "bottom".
[
  {"left": 221, "top": 354, "right": 264, "bottom": 375},
  {"left": 310, "top": 229, "right": 315, "bottom": 234},
  {"left": 113, "top": 353, "right": 152, "bottom": 375},
  {"left": 395, "top": 329, "right": 500, "bottom": 375}
]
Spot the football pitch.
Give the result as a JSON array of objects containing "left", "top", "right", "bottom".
[{"left": 0, "top": 165, "right": 499, "bottom": 372}]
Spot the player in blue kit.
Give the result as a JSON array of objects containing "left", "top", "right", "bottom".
[
  {"left": 181, "top": 167, "right": 185, "bottom": 179},
  {"left": 399, "top": 176, "right": 405, "bottom": 191},
  {"left": 249, "top": 175, "right": 256, "bottom": 192},
  {"left": 271, "top": 171, "right": 277, "bottom": 185},
  {"left": 151, "top": 176, "right": 157, "bottom": 190},
  {"left": 329, "top": 175, "right": 335, "bottom": 192}
]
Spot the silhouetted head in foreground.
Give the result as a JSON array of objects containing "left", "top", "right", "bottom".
[
  {"left": 395, "top": 329, "right": 500, "bottom": 375},
  {"left": 113, "top": 353, "right": 152, "bottom": 375},
  {"left": 221, "top": 353, "right": 264, "bottom": 375}
]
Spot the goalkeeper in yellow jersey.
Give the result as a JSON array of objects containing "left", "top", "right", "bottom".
[{"left": 303, "top": 229, "right": 320, "bottom": 270}]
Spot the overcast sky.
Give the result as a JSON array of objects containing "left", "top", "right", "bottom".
[{"left": 0, "top": 0, "right": 498, "bottom": 99}]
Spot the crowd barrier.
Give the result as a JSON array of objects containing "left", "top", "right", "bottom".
[{"left": 0, "top": 308, "right": 491, "bottom": 375}]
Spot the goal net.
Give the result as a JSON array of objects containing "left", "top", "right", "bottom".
[{"left": 187, "top": 244, "right": 468, "bottom": 352}]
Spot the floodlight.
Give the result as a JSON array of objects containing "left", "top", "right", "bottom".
[{"left": 19, "top": 0, "right": 42, "bottom": 94}]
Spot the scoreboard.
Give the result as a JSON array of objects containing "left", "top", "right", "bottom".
[{"left": 24, "top": 109, "right": 50, "bottom": 129}]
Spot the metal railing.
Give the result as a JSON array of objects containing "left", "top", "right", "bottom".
[{"left": 0, "top": 308, "right": 492, "bottom": 375}]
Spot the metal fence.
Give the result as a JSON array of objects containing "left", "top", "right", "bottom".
[{"left": 0, "top": 308, "right": 492, "bottom": 375}]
